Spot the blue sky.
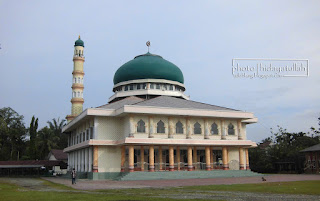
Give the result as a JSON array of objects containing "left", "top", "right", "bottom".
[{"left": 1, "top": 0, "right": 319, "bottom": 142}]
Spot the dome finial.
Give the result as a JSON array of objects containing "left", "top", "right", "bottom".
[
  {"left": 79, "top": 35, "right": 81, "bottom": 39},
  {"left": 146, "top": 41, "right": 150, "bottom": 52}
]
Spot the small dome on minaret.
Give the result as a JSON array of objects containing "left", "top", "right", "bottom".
[{"left": 75, "top": 35, "right": 84, "bottom": 47}]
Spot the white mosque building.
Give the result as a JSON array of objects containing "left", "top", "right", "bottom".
[{"left": 62, "top": 37, "right": 258, "bottom": 179}]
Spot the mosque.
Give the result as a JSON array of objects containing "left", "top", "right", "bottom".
[{"left": 62, "top": 37, "right": 258, "bottom": 179}]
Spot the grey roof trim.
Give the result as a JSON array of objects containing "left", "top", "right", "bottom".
[
  {"left": 132, "top": 96, "right": 240, "bottom": 111},
  {"left": 97, "top": 96, "right": 144, "bottom": 110},
  {"left": 300, "top": 143, "right": 320, "bottom": 152},
  {"left": 0, "top": 165, "right": 42, "bottom": 168}
]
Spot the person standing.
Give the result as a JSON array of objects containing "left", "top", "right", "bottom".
[{"left": 71, "top": 168, "right": 76, "bottom": 184}]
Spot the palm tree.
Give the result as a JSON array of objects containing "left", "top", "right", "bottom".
[
  {"left": 36, "top": 127, "right": 59, "bottom": 159},
  {"left": 47, "top": 118, "right": 67, "bottom": 149}
]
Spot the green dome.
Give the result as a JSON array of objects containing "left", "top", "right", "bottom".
[
  {"left": 75, "top": 37, "right": 84, "bottom": 47},
  {"left": 113, "top": 52, "right": 184, "bottom": 85}
]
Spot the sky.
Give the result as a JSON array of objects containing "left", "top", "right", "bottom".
[{"left": 0, "top": 0, "right": 319, "bottom": 143}]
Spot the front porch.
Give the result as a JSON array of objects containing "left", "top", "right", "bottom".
[{"left": 119, "top": 145, "right": 250, "bottom": 172}]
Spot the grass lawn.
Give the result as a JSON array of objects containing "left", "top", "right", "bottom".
[
  {"left": 182, "top": 180, "right": 320, "bottom": 195},
  {"left": 0, "top": 178, "right": 319, "bottom": 201},
  {"left": 0, "top": 180, "right": 196, "bottom": 201}
]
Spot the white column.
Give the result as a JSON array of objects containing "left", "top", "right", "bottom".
[
  {"left": 149, "top": 116, "right": 154, "bottom": 138},
  {"left": 129, "top": 115, "right": 135, "bottom": 137},
  {"left": 82, "top": 149, "right": 85, "bottom": 172},
  {"left": 204, "top": 119, "right": 209, "bottom": 139},
  {"left": 84, "top": 148, "right": 88, "bottom": 172},
  {"left": 93, "top": 117, "right": 98, "bottom": 139},
  {"left": 78, "top": 150, "right": 81, "bottom": 172},
  {"left": 186, "top": 118, "right": 191, "bottom": 139},
  {"left": 79, "top": 150, "right": 82, "bottom": 172},
  {"left": 72, "top": 152, "right": 74, "bottom": 170},
  {"left": 221, "top": 120, "right": 226, "bottom": 140},
  {"left": 76, "top": 151, "right": 79, "bottom": 171},
  {"left": 238, "top": 121, "right": 243, "bottom": 140},
  {"left": 168, "top": 117, "right": 173, "bottom": 138},
  {"left": 88, "top": 147, "right": 93, "bottom": 172}
]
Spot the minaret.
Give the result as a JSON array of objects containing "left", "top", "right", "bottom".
[{"left": 66, "top": 36, "right": 85, "bottom": 122}]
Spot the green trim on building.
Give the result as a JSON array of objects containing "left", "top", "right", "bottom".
[{"left": 113, "top": 52, "right": 184, "bottom": 84}]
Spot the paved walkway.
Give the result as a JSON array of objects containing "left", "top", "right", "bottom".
[{"left": 43, "top": 174, "right": 320, "bottom": 190}]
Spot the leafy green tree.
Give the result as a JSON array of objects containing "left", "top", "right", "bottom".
[
  {"left": 28, "top": 116, "right": 38, "bottom": 160},
  {"left": 0, "top": 107, "right": 26, "bottom": 160},
  {"left": 36, "top": 127, "right": 59, "bottom": 159},
  {"left": 250, "top": 121, "right": 320, "bottom": 173},
  {"left": 47, "top": 118, "right": 67, "bottom": 149}
]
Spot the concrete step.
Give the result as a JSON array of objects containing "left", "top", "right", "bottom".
[{"left": 115, "top": 170, "right": 261, "bottom": 181}]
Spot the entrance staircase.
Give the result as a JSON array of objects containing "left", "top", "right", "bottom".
[{"left": 114, "top": 170, "right": 261, "bottom": 181}]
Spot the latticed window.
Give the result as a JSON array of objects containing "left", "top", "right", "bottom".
[
  {"left": 211, "top": 123, "right": 219, "bottom": 135},
  {"left": 228, "top": 123, "right": 235, "bottom": 135},
  {"left": 194, "top": 122, "right": 201, "bottom": 134},
  {"left": 157, "top": 120, "right": 165, "bottom": 133},
  {"left": 137, "top": 119, "right": 145, "bottom": 133},
  {"left": 176, "top": 121, "right": 183, "bottom": 134}
]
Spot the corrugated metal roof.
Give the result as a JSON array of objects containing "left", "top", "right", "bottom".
[
  {"left": 133, "top": 96, "right": 239, "bottom": 111},
  {"left": 300, "top": 143, "right": 320, "bottom": 152},
  {"left": 0, "top": 160, "right": 63, "bottom": 168},
  {"left": 97, "top": 96, "right": 144, "bottom": 110},
  {"left": 96, "top": 96, "right": 239, "bottom": 111},
  {"left": 50, "top": 149, "right": 67, "bottom": 160}
]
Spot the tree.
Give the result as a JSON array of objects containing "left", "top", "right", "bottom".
[
  {"left": 250, "top": 122, "right": 320, "bottom": 174},
  {"left": 0, "top": 107, "right": 26, "bottom": 160},
  {"left": 310, "top": 117, "right": 320, "bottom": 136},
  {"left": 36, "top": 127, "right": 59, "bottom": 159},
  {"left": 47, "top": 118, "right": 67, "bottom": 149},
  {"left": 29, "top": 116, "right": 38, "bottom": 160}
]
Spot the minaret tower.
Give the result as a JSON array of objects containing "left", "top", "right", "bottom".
[{"left": 66, "top": 36, "right": 85, "bottom": 122}]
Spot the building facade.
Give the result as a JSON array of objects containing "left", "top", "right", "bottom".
[
  {"left": 301, "top": 143, "right": 320, "bottom": 174},
  {"left": 62, "top": 38, "right": 258, "bottom": 177}
]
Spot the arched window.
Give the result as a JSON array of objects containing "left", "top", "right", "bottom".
[
  {"left": 74, "top": 77, "right": 76, "bottom": 83},
  {"left": 137, "top": 119, "right": 145, "bottom": 133},
  {"left": 73, "top": 91, "right": 76, "bottom": 98},
  {"left": 228, "top": 123, "right": 235, "bottom": 135},
  {"left": 77, "top": 91, "right": 80, "bottom": 97},
  {"left": 211, "top": 123, "right": 219, "bottom": 135},
  {"left": 78, "top": 77, "right": 80, "bottom": 83},
  {"left": 176, "top": 121, "right": 183, "bottom": 134},
  {"left": 157, "top": 120, "right": 165, "bottom": 133},
  {"left": 194, "top": 122, "right": 201, "bottom": 134}
]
